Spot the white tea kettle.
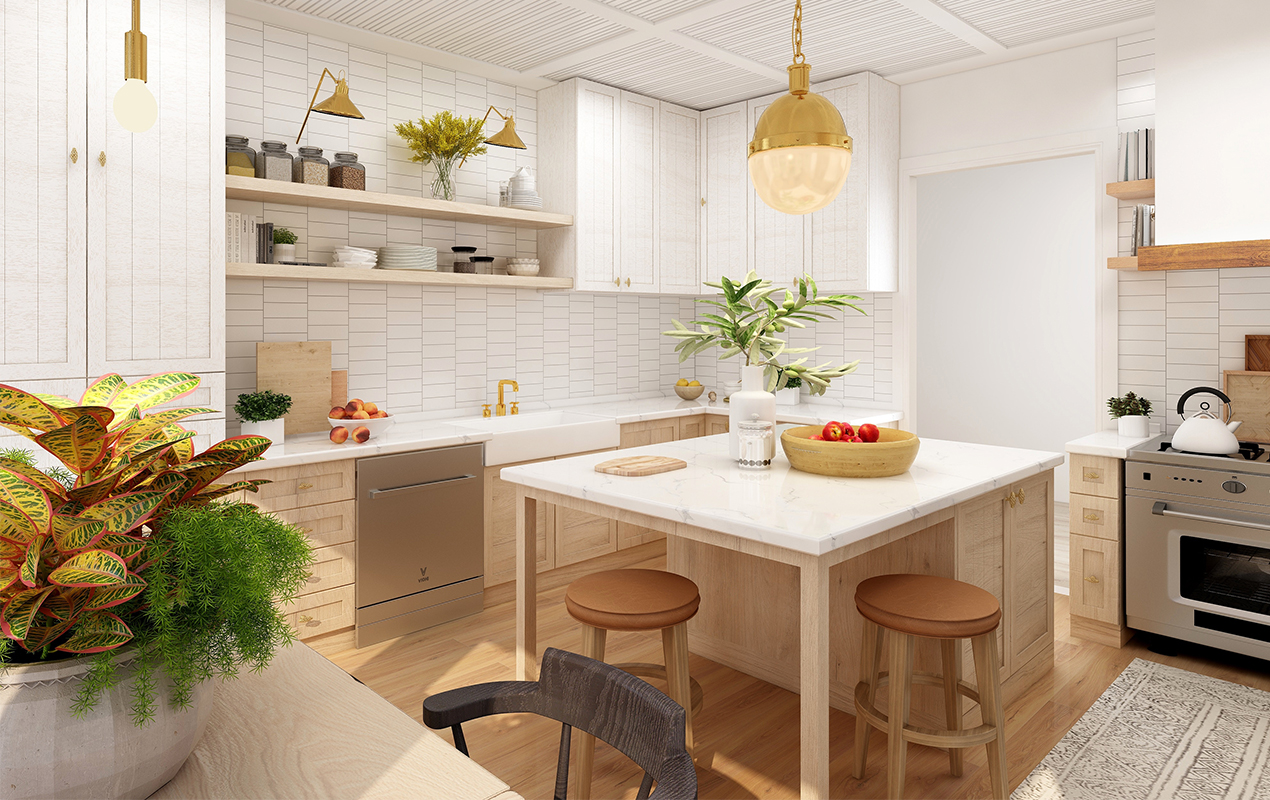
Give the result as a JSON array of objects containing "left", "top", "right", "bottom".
[{"left": 1172, "top": 386, "right": 1242, "bottom": 455}]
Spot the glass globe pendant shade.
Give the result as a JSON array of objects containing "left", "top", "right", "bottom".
[
  {"left": 114, "top": 78, "right": 157, "bottom": 133},
  {"left": 749, "top": 144, "right": 851, "bottom": 216}
]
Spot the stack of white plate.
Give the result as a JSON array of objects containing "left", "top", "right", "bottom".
[
  {"left": 506, "top": 258, "right": 541, "bottom": 276},
  {"left": 507, "top": 167, "right": 543, "bottom": 211},
  {"left": 378, "top": 245, "right": 437, "bottom": 271},
  {"left": 333, "top": 246, "right": 377, "bottom": 269}
]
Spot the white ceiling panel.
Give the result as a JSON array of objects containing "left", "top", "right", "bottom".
[
  {"left": 678, "top": 0, "right": 981, "bottom": 80},
  {"left": 593, "top": 0, "right": 719, "bottom": 24},
  {"left": 546, "top": 38, "right": 780, "bottom": 109},
  {"left": 934, "top": 0, "right": 1154, "bottom": 48},
  {"left": 258, "top": 0, "right": 633, "bottom": 72}
]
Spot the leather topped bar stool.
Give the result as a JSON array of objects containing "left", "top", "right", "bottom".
[
  {"left": 565, "top": 569, "right": 704, "bottom": 799},
  {"left": 852, "top": 574, "right": 1008, "bottom": 800}
]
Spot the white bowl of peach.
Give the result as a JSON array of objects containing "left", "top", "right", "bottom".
[{"left": 328, "top": 398, "right": 394, "bottom": 443}]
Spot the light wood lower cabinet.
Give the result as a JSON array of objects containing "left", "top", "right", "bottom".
[
  {"left": 304, "top": 543, "right": 356, "bottom": 595},
  {"left": 616, "top": 419, "right": 679, "bottom": 548},
  {"left": 706, "top": 416, "right": 729, "bottom": 436},
  {"left": 484, "top": 460, "right": 555, "bottom": 587},
  {"left": 284, "top": 584, "right": 355, "bottom": 639},
  {"left": 556, "top": 506, "right": 619, "bottom": 566},
  {"left": 246, "top": 461, "right": 356, "bottom": 512},
  {"left": 268, "top": 500, "right": 356, "bottom": 549},
  {"left": 679, "top": 417, "right": 706, "bottom": 440},
  {"left": 1070, "top": 534, "right": 1121, "bottom": 626},
  {"left": 1066, "top": 452, "right": 1131, "bottom": 648}
]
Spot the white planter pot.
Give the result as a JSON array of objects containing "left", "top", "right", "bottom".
[
  {"left": 0, "top": 647, "right": 213, "bottom": 799},
  {"left": 775, "top": 386, "right": 801, "bottom": 407},
  {"left": 729, "top": 365, "right": 776, "bottom": 460},
  {"left": 273, "top": 243, "right": 296, "bottom": 264},
  {"left": 1117, "top": 415, "right": 1150, "bottom": 438},
  {"left": 240, "top": 417, "right": 285, "bottom": 455}
]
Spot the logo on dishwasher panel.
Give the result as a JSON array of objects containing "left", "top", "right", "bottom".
[{"left": 418, "top": 567, "right": 430, "bottom": 583}]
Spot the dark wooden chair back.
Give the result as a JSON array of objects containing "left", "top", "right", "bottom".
[{"left": 423, "top": 647, "right": 696, "bottom": 800}]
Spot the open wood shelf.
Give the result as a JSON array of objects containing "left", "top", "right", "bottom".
[
  {"left": 1107, "top": 256, "right": 1139, "bottom": 270},
  {"left": 226, "top": 262, "right": 573, "bottom": 289},
  {"left": 224, "top": 175, "right": 573, "bottom": 230},
  {"left": 1105, "top": 179, "right": 1155, "bottom": 200}
]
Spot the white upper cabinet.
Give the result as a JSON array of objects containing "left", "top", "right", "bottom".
[
  {"left": 540, "top": 78, "right": 702, "bottom": 294},
  {"left": 747, "top": 93, "right": 805, "bottom": 289},
  {"left": 0, "top": 1, "right": 88, "bottom": 381},
  {"left": 806, "top": 72, "right": 899, "bottom": 293},
  {"left": 700, "top": 102, "right": 749, "bottom": 286}
]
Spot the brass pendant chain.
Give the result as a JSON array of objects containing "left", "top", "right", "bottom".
[{"left": 792, "top": 0, "right": 805, "bottom": 64}]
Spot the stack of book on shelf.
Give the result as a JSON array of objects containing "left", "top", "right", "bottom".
[
  {"left": 1132, "top": 204, "right": 1155, "bottom": 255},
  {"left": 225, "top": 212, "right": 273, "bottom": 264},
  {"left": 1117, "top": 128, "right": 1155, "bottom": 181}
]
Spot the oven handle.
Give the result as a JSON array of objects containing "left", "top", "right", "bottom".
[{"left": 1152, "top": 501, "right": 1270, "bottom": 532}]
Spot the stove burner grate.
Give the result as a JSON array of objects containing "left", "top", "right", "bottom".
[{"left": 1157, "top": 440, "right": 1267, "bottom": 461}]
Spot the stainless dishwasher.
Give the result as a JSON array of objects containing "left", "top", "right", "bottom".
[{"left": 355, "top": 444, "right": 484, "bottom": 647}]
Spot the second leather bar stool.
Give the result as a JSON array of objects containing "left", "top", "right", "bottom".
[{"left": 564, "top": 568, "right": 704, "bottom": 800}]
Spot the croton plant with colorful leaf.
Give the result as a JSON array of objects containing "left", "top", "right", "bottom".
[{"left": 0, "top": 372, "right": 312, "bottom": 725}]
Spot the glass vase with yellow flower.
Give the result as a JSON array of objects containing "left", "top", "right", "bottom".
[{"left": 394, "top": 111, "right": 487, "bottom": 202}]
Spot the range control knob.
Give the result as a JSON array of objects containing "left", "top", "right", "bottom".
[{"left": 1222, "top": 480, "right": 1247, "bottom": 494}]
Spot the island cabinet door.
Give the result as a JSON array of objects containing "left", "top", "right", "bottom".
[
  {"left": 706, "top": 416, "right": 730, "bottom": 436},
  {"left": 484, "top": 462, "right": 555, "bottom": 588},
  {"left": 955, "top": 490, "right": 1007, "bottom": 688},
  {"left": 1003, "top": 473, "right": 1055, "bottom": 674},
  {"left": 617, "top": 420, "right": 678, "bottom": 548},
  {"left": 554, "top": 448, "right": 618, "bottom": 566}
]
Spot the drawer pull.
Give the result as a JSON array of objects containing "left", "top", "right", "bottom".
[
  {"left": 1017, "top": 488, "right": 1026, "bottom": 505},
  {"left": 308, "top": 575, "right": 320, "bottom": 583},
  {"left": 1084, "top": 512, "right": 1101, "bottom": 522},
  {"left": 297, "top": 482, "right": 315, "bottom": 491},
  {"left": 1083, "top": 469, "right": 1100, "bottom": 481},
  {"left": 1006, "top": 490, "right": 1017, "bottom": 508},
  {"left": 1085, "top": 576, "right": 1100, "bottom": 584},
  {"left": 298, "top": 614, "right": 314, "bottom": 624},
  {"left": 300, "top": 526, "right": 312, "bottom": 533}
]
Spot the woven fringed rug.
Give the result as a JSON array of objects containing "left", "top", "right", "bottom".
[{"left": 1013, "top": 658, "right": 1270, "bottom": 799}]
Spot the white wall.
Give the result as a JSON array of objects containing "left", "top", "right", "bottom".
[
  {"left": 1155, "top": 0, "right": 1270, "bottom": 245},
  {"left": 916, "top": 155, "right": 1096, "bottom": 500}
]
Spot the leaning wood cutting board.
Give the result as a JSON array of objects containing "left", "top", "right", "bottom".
[
  {"left": 1224, "top": 370, "right": 1270, "bottom": 444},
  {"left": 256, "top": 342, "right": 332, "bottom": 434},
  {"left": 1247, "top": 336, "right": 1270, "bottom": 371},
  {"left": 594, "top": 456, "right": 687, "bottom": 476}
]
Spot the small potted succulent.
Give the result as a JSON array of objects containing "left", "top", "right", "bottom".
[
  {"left": 272, "top": 227, "right": 298, "bottom": 264},
  {"left": 234, "top": 389, "right": 292, "bottom": 452},
  {"left": 1108, "top": 391, "right": 1153, "bottom": 437}
]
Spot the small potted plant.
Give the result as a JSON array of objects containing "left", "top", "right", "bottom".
[
  {"left": 235, "top": 389, "right": 292, "bottom": 452},
  {"left": 774, "top": 370, "right": 803, "bottom": 406},
  {"left": 1108, "top": 391, "right": 1153, "bottom": 437},
  {"left": 395, "top": 110, "right": 488, "bottom": 201},
  {"left": 272, "top": 227, "right": 298, "bottom": 264}
]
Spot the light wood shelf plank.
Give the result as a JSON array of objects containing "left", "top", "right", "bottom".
[
  {"left": 225, "top": 175, "right": 573, "bottom": 230},
  {"left": 1137, "top": 239, "right": 1270, "bottom": 271},
  {"left": 1107, "top": 256, "right": 1138, "bottom": 270},
  {"left": 1105, "top": 179, "right": 1155, "bottom": 200},
  {"left": 226, "top": 262, "right": 573, "bottom": 289}
]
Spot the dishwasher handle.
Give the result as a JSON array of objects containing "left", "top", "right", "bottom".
[
  {"left": 368, "top": 474, "right": 475, "bottom": 499},
  {"left": 1152, "top": 500, "right": 1270, "bottom": 533}
]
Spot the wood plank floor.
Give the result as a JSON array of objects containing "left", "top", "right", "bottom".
[{"left": 326, "top": 551, "right": 1270, "bottom": 800}]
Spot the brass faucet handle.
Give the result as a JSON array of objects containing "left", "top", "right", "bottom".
[
  {"left": 510, "top": 401, "right": 519, "bottom": 415},
  {"left": 482, "top": 404, "right": 492, "bottom": 418}
]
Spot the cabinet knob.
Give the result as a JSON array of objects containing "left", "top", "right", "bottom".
[
  {"left": 700, "top": 198, "right": 706, "bottom": 207},
  {"left": 1083, "top": 469, "right": 1100, "bottom": 481},
  {"left": 625, "top": 278, "right": 631, "bottom": 287},
  {"left": 1085, "top": 575, "right": 1100, "bottom": 584},
  {"left": 1083, "top": 512, "right": 1100, "bottom": 522},
  {"left": 1006, "top": 490, "right": 1017, "bottom": 508},
  {"left": 70, "top": 148, "right": 78, "bottom": 163},
  {"left": 297, "top": 482, "right": 314, "bottom": 491},
  {"left": 614, "top": 278, "right": 620, "bottom": 286},
  {"left": 1017, "top": 488, "right": 1026, "bottom": 505},
  {"left": 98, "top": 151, "right": 106, "bottom": 167}
]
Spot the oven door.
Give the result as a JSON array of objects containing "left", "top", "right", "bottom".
[{"left": 1126, "top": 493, "right": 1270, "bottom": 658}]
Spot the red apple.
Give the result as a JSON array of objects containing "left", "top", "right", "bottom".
[
  {"left": 809, "top": 434, "right": 825, "bottom": 441},
  {"left": 329, "top": 426, "right": 350, "bottom": 444},
  {"left": 845, "top": 435, "right": 864, "bottom": 443},
  {"left": 840, "top": 422, "right": 855, "bottom": 438},
  {"left": 352, "top": 425, "right": 371, "bottom": 443},
  {"left": 858, "top": 423, "right": 880, "bottom": 443},
  {"left": 821, "top": 422, "right": 845, "bottom": 441}
]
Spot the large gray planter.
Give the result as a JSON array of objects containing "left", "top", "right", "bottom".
[{"left": 0, "top": 647, "right": 213, "bottom": 799}]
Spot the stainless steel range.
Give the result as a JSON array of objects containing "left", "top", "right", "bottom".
[{"left": 1126, "top": 435, "right": 1270, "bottom": 660}]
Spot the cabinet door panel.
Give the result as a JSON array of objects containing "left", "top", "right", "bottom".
[
  {"left": 617, "top": 419, "right": 676, "bottom": 548},
  {"left": 0, "top": 1, "right": 87, "bottom": 381},
  {"left": 1069, "top": 534, "right": 1121, "bottom": 625},
  {"left": 1005, "top": 473, "right": 1054, "bottom": 672},
  {"left": 485, "top": 464, "right": 554, "bottom": 588},
  {"left": 575, "top": 82, "right": 621, "bottom": 291},
  {"left": 89, "top": 0, "right": 224, "bottom": 375},
  {"left": 706, "top": 416, "right": 729, "bottom": 436},
  {"left": 701, "top": 103, "right": 748, "bottom": 284},
  {"left": 679, "top": 417, "right": 706, "bottom": 440},
  {"left": 809, "top": 76, "right": 867, "bottom": 291},
  {"left": 747, "top": 95, "right": 804, "bottom": 287},
  {"left": 620, "top": 92, "right": 657, "bottom": 292},
  {"left": 659, "top": 102, "right": 700, "bottom": 294},
  {"left": 955, "top": 490, "right": 1006, "bottom": 686},
  {"left": 556, "top": 507, "right": 616, "bottom": 566}
]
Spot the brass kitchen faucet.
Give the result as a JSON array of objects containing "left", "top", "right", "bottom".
[{"left": 495, "top": 379, "right": 519, "bottom": 417}]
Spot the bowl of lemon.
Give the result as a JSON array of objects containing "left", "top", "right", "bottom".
[{"left": 674, "top": 379, "right": 704, "bottom": 400}]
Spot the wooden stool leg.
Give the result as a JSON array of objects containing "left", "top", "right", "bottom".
[
  {"left": 971, "top": 632, "right": 1008, "bottom": 800},
  {"left": 853, "top": 619, "right": 884, "bottom": 780},
  {"left": 940, "top": 638, "right": 964, "bottom": 777},
  {"left": 574, "top": 625, "right": 607, "bottom": 800},
  {"left": 887, "top": 631, "right": 914, "bottom": 800},
  {"left": 662, "top": 622, "right": 694, "bottom": 752}
]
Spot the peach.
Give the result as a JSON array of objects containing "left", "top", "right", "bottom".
[
  {"left": 351, "top": 409, "right": 371, "bottom": 420},
  {"left": 351, "top": 425, "right": 371, "bottom": 443},
  {"left": 345, "top": 399, "right": 364, "bottom": 414},
  {"left": 363, "top": 401, "right": 379, "bottom": 414},
  {"left": 329, "top": 406, "right": 347, "bottom": 419},
  {"left": 328, "top": 426, "right": 350, "bottom": 444},
  {"left": 372, "top": 410, "right": 388, "bottom": 419}
]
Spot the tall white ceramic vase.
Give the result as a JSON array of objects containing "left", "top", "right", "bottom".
[{"left": 730, "top": 365, "right": 776, "bottom": 459}]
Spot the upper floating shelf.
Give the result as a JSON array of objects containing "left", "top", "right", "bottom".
[
  {"left": 224, "top": 175, "right": 573, "bottom": 230},
  {"left": 1105, "top": 179, "right": 1155, "bottom": 200},
  {"left": 226, "top": 262, "right": 573, "bottom": 289}
]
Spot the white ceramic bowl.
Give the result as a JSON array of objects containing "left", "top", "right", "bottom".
[
  {"left": 334, "top": 260, "right": 377, "bottom": 269},
  {"left": 329, "top": 414, "right": 395, "bottom": 437}
]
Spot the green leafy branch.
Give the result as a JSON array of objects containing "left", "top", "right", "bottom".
[{"left": 663, "top": 271, "right": 866, "bottom": 396}]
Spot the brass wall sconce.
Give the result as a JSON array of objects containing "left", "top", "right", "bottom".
[
  {"left": 295, "top": 68, "right": 365, "bottom": 144},
  {"left": 459, "top": 106, "right": 528, "bottom": 167}
]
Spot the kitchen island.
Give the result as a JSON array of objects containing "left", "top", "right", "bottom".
[{"left": 501, "top": 432, "right": 1063, "bottom": 800}]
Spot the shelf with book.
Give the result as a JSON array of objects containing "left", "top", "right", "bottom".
[
  {"left": 225, "top": 262, "right": 573, "bottom": 290},
  {"left": 1105, "top": 179, "right": 1155, "bottom": 200},
  {"left": 224, "top": 175, "right": 573, "bottom": 230}
]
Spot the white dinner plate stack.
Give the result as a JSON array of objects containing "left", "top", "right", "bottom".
[
  {"left": 333, "top": 246, "right": 377, "bottom": 269},
  {"left": 507, "top": 167, "right": 542, "bottom": 211},
  {"left": 377, "top": 245, "right": 437, "bottom": 271}
]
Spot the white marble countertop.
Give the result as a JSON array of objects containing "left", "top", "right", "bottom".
[
  {"left": 500, "top": 432, "right": 1064, "bottom": 557},
  {"left": 229, "top": 395, "right": 903, "bottom": 473},
  {"left": 1066, "top": 430, "right": 1156, "bottom": 459}
]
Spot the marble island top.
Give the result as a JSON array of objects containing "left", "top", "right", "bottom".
[{"left": 501, "top": 432, "right": 1064, "bottom": 556}]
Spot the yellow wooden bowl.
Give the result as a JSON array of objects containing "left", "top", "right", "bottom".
[
  {"left": 674, "top": 384, "right": 705, "bottom": 400},
  {"left": 780, "top": 425, "right": 920, "bottom": 478}
]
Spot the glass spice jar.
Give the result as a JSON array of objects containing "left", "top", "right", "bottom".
[
  {"left": 225, "top": 135, "right": 256, "bottom": 177},
  {"left": 256, "top": 141, "right": 293, "bottom": 182},
  {"left": 736, "top": 415, "right": 774, "bottom": 470},
  {"left": 328, "top": 152, "right": 365, "bottom": 191},
  {"left": 294, "top": 145, "right": 330, "bottom": 185}
]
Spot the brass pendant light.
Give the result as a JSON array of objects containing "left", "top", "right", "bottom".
[
  {"left": 113, "top": 0, "right": 157, "bottom": 133},
  {"left": 748, "top": 0, "right": 852, "bottom": 215},
  {"left": 295, "top": 68, "right": 365, "bottom": 144}
]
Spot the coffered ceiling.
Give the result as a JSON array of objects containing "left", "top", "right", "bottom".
[{"left": 250, "top": 0, "right": 1154, "bottom": 108}]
